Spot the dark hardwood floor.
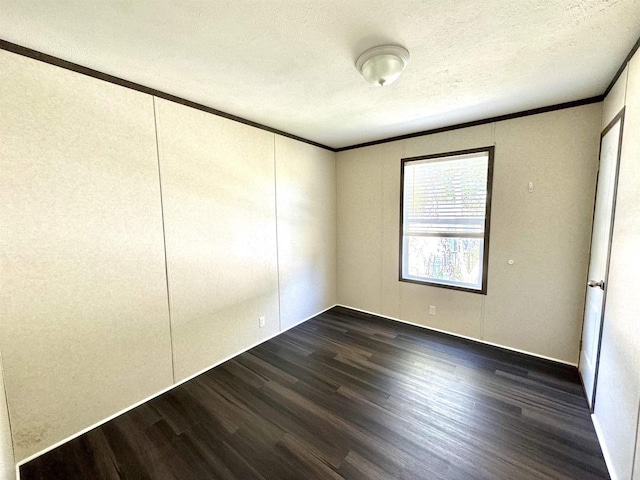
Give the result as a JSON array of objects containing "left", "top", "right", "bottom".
[{"left": 21, "top": 306, "right": 609, "bottom": 480}]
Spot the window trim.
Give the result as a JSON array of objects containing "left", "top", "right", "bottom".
[{"left": 398, "top": 146, "right": 495, "bottom": 295}]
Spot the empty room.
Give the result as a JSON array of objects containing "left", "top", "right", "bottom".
[{"left": 1, "top": 1, "right": 639, "bottom": 479}]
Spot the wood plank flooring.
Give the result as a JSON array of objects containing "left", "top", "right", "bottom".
[{"left": 20, "top": 306, "right": 610, "bottom": 479}]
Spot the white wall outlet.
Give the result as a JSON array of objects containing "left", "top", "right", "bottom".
[
  {"left": 528, "top": 181, "right": 534, "bottom": 193},
  {"left": 429, "top": 305, "right": 436, "bottom": 316},
  {"left": 259, "top": 316, "right": 266, "bottom": 328}
]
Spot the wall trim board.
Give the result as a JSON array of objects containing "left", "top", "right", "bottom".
[
  {"left": 2, "top": 31, "right": 638, "bottom": 153},
  {"left": 335, "top": 96, "right": 604, "bottom": 152},
  {"left": 604, "top": 33, "right": 640, "bottom": 98},
  {"left": 592, "top": 413, "right": 619, "bottom": 480},
  {"left": 338, "top": 31, "right": 640, "bottom": 152},
  {"left": 14, "top": 304, "right": 338, "bottom": 477},
  {"left": 578, "top": 376, "right": 614, "bottom": 480},
  {"left": 0, "top": 38, "right": 605, "bottom": 155},
  {"left": 336, "top": 304, "right": 578, "bottom": 368},
  {"left": 0, "top": 38, "right": 334, "bottom": 153}
]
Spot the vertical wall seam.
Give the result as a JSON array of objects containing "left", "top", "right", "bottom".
[
  {"left": 152, "top": 96, "right": 177, "bottom": 384},
  {"left": 399, "top": 140, "right": 406, "bottom": 319},
  {"left": 333, "top": 149, "right": 338, "bottom": 305},
  {"left": 273, "top": 134, "right": 282, "bottom": 333},
  {"left": 0, "top": 348, "right": 16, "bottom": 480},
  {"left": 632, "top": 400, "right": 640, "bottom": 480},
  {"left": 482, "top": 122, "right": 496, "bottom": 341},
  {"left": 379, "top": 147, "right": 384, "bottom": 314},
  {"left": 624, "top": 66, "right": 629, "bottom": 106}
]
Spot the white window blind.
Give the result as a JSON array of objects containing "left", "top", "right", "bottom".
[
  {"left": 403, "top": 152, "right": 489, "bottom": 238},
  {"left": 400, "top": 148, "right": 492, "bottom": 293}
]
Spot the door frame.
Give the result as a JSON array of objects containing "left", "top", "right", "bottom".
[{"left": 580, "top": 107, "right": 625, "bottom": 412}]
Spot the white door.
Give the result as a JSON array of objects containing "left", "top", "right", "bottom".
[{"left": 579, "top": 111, "right": 624, "bottom": 409}]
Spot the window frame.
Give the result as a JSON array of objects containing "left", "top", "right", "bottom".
[{"left": 398, "top": 146, "right": 495, "bottom": 295}]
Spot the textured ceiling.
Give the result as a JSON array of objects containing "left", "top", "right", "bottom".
[{"left": 1, "top": 0, "right": 639, "bottom": 148}]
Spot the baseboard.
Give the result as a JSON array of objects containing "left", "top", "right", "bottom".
[
  {"left": 335, "top": 304, "right": 578, "bottom": 367},
  {"left": 14, "top": 303, "right": 337, "bottom": 477},
  {"left": 591, "top": 413, "right": 618, "bottom": 480},
  {"left": 340, "top": 304, "right": 617, "bottom": 478}
]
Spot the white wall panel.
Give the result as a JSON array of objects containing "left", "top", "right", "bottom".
[
  {"left": 155, "top": 98, "right": 280, "bottom": 381},
  {"left": 594, "top": 50, "right": 640, "bottom": 480},
  {"left": 0, "top": 50, "right": 173, "bottom": 461},
  {"left": 275, "top": 136, "right": 336, "bottom": 330}
]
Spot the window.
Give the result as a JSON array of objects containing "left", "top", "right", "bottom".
[{"left": 400, "top": 147, "right": 494, "bottom": 294}]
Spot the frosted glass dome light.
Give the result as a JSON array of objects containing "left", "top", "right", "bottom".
[{"left": 356, "top": 45, "right": 410, "bottom": 87}]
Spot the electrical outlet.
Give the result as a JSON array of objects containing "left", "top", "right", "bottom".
[
  {"left": 259, "top": 316, "right": 266, "bottom": 328},
  {"left": 429, "top": 305, "right": 436, "bottom": 316}
]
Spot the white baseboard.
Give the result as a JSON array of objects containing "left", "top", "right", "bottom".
[
  {"left": 336, "top": 306, "right": 616, "bottom": 476},
  {"left": 591, "top": 413, "right": 617, "bottom": 480},
  {"left": 335, "top": 304, "right": 578, "bottom": 367},
  {"left": 14, "top": 302, "right": 581, "bottom": 479},
  {"left": 15, "top": 303, "right": 337, "bottom": 478}
]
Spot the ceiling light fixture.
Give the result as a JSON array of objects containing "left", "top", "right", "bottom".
[{"left": 356, "top": 44, "right": 410, "bottom": 87}]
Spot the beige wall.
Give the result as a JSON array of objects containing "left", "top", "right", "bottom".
[
  {"left": 337, "top": 104, "right": 602, "bottom": 364},
  {"left": 275, "top": 135, "right": 337, "bottom": 330},
  {"left": 594, "top": 51, "right": 640, "bottom": 480},
  {"left": 0, "top": 50, "right": 337, "bottom": 466},
  {"left": 0, "top": 50, "right": 174, "bottom": 461},
  {"left": 155, "top": 98, "right": 280, "bottom": 381},
  {"left": 1, "top": 33, "right": 628, "bottom": 478}
]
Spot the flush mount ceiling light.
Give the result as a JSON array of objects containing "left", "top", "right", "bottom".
[{"left": 356, "top": 44, "right": 410, "bottom": 87}]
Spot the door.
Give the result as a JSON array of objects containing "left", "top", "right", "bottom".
[{"left": 579, "top": 109, "right": 625, "bottom": 410}]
